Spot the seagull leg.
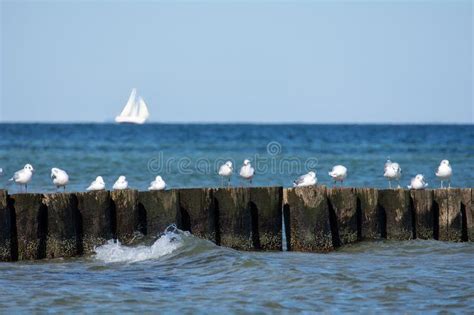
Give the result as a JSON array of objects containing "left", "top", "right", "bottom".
[
  {"left": 388, "top": 180, "right": 392, "bottom": 189},
  {"left": 440, "top": 181, "right": 443, "bottom": 189},
  {"left": 448, "top": 181, "right": 451, "bottom": 189},
  {"left": 227, "top": 177, "right": 231, "bottom": 188},
  {"left": 25, "top": 184, "right": 27, "bottom": 193}
]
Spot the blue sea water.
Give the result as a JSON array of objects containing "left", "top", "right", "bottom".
[
  {"left": 0, "top": 123, "right": 473, "bottom": 313},
  {"left": 0, "top": 231, "right": 473, "bottom": 313},
  {"left": 0, "top": 124, "right": 472, "bottom": 192}
]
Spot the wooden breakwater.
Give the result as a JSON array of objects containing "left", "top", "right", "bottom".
[{"left": 0, "top": 186, "right": 472, "bottom": 261}]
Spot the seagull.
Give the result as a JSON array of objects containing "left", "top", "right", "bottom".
[
  {"left": 328, "top": 165, "right": 347, "bottom": 186},
  {"left": 239, "top": 159, "right": 255, "bottom": 185},
  {"left": 293, "top": 171, "right": 317, "bottom": 187},
  {"left": 218, "top": 161, "right": 233, "bottom": 187},
  {"left": 408, "top": 174, "right": 428, "bottom": 190},
  {"left": 87, "top": 176, "right": 105, "bottom": 191},
  {"left": 9, "top": 164, "right": 34, "bottom": 192},
  {"left": 113, "top": 176, "right": 128, "bottom": 190},
  {"left": 435, "top": 159, "right": 452, "bottom": 189},
  {"left": 384, "top": 159, "right": 402, "bottom": 189},
  {"left": 51, "top": 167, "right": 69, "bottom": 191},
  {"left": 148, "top": 175, "right": 166, "bottom": 191}
]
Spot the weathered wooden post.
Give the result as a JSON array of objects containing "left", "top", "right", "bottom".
[
  {"left": 249, "top": 187, "right": 282, "bottom": 251},
  {"left": 434, "top": 189, "right": 463, "bottom": 241},
  {"left": 42, "top": 193, "right": 80, "bottom": 258},
  {"left": 213, "top": 187, "right": 252, "bottom": 249},
  {"left": 378, "top": 189, "right": 413, "bottom": 240},
  {"left": 283, "top": 186, "right": 334, "bottom": 252},
  {"left": 461, "top": 188, "right": 472, "bottom": 241},
  {"left": 10, "top": 193, "right": 47, "bottom": 260},
  {"left": 410, "top": 190, "right": 435, "bottom": 239},
  {"left": 138, "top": 190, "right": 179, "bottom": 238},
  {"left": 76, "top": 191, "right": 114, "bottom": 254},
  {"left": 178, "top": 188, "right": 217, "bottom": 243},
  {"left": 327, "top": 187, "right": 359, "bottom": 245},
  {"left": 111, "top": 189, "right": 144, "bottom": 244},
  {"left": 355, "top": 188, "right": 380, "bottom": 240},
  {"left": 0, "top": 190, "right": 14, "bottom": 261}
]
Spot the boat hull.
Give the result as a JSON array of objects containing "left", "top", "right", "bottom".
[{"left": 115, "top": 116, "right": 147, "bottom": 124}]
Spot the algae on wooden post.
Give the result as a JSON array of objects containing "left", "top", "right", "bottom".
[
  {"left": 355, "top": 188, "right": 380, "bottom": 240},
  {"left": 434, "top": 189, "right": 463, "bottom": 242},
  {"left": 213, "top": 187, "right": 253, "bottom": 250},
  {"left": 76, "top": 190, "right": 114, "bottom": 254},
  {"left": 410, "top": 190, "right": 435, "bottom": 239},
  {"left": 0, "top": 190, "right": 14, "bottom": 261},
  {"left": 283, "top": 186, "right": 333, "bottom": 252},
  {"left": 461, "top": 188, "right": 473, "bottom": 241},
  {"left": 178, "top": 188, "right": 216, "bottom": 243},
  {"left": 327, "top": 187, "right": 358, "bottom": 245},
  {"left": 43, "top": 193, "right": 80, "bottom": 259},
  {"left": 249, "top": 187, "right": 282, "bottom": 251},
  {"left": 378, "top": 189, "right": 413, "bottom": 240},
  {"left": 138, "top": 190, "right": 179, "bottom": 238},
  {"left": 10, "top": 193, "right": 47, "bottom": 260},
  {"left": 111, "top": 189, "right": 142, "bottom": 244}
]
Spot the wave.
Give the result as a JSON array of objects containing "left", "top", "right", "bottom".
[{"left": 94, "top": 225, "right": 190, "bottom": 263}]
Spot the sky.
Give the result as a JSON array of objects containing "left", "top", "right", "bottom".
[{"left": 0, "top": 0, "right": 472, "bottom": 123}]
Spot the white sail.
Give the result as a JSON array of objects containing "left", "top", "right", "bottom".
[
  {"left": 137, "top": 97, "right": 150, "bottom": 120},
  {"left": 115, "top": 88, "right": 150, "bottom": 124},
  {"left": 119, "top": 88, "right": 137, "bottom": 117}
]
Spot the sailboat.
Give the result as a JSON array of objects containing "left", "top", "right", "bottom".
[{"left": 115, "top": 88, "right": 150, "bottom": 124}]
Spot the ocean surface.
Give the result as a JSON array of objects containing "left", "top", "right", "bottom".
[
  {"left": 0, "top": 230, "right": 473, "bottom": 313},
  {"left": 0, "top": 124, "right": 472, "bottom": 192},
  {"left": 0, "top": 124, "right": 473, "bottom": 313}
]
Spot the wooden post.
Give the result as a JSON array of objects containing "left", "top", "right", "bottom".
[
  {"left": 378, "top": 189, "right": 413, "bottom": 240},
  {"left": 283, "top": 186, "right": 334, "bottom": 252}
]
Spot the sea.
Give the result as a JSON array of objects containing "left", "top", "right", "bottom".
[{"left": 0, "top": 123, "right": 473, "bottom": 313}]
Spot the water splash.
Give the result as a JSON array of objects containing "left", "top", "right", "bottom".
[{"left": 94, "top": 224, "right": 188, "bottom": 263}]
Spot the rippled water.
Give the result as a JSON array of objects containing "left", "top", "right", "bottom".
[
  {"left": 0, "top": 124, "right": 472, "bottom": 192},
  {"left": 1, "top": 124, "right": 472, "bottom": 312},
  {"left": 0, "top": 229, "right": 473, "bottom": 313}
]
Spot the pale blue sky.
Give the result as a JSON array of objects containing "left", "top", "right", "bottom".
[{"left": 1, "top": 0, "right": 472, "bottom": 123}]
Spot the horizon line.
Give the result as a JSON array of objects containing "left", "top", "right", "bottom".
[{"left": 0, "top": 121, "right": 472, "bottom": 125}]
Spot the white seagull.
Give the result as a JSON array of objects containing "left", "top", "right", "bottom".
[
  {"left": 293, "top": 171, "right": 317, "bottom": 187},
  {"left": 87, "top": 176, "right": 105, "bottom": 191},
  {"left": 435, "top": 160, "right": 452, "bottom": 189},
  {"left": 408, "top": 174, "right": 428, "bottom": 190},
  {"left": 218, "top": 161, "right": 233, "bottom": 187},
  {"left": 328, "top": 165, "right": 347, "bottom": 186},
  {"left": 113, "top": 175, "right": 128, "bottom": 190},
  {"left": 148, "top": 176, "right": 166, "bottom": 191},
  {"left": 384, "top": 159, "right": 402, "bottom": 189},
  {"left": 239, "top": 159, "right": 255, "bottom": 185},
  {"left": 51, "top": 167, "right": 69, "bottom": 191},
  {"left": 9, "top": 164, "right": 34, "bottom": 192}
]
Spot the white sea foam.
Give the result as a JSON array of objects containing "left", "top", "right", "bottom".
[{"left": 94, "top": 225, "right": 187, "bottom": 263}]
